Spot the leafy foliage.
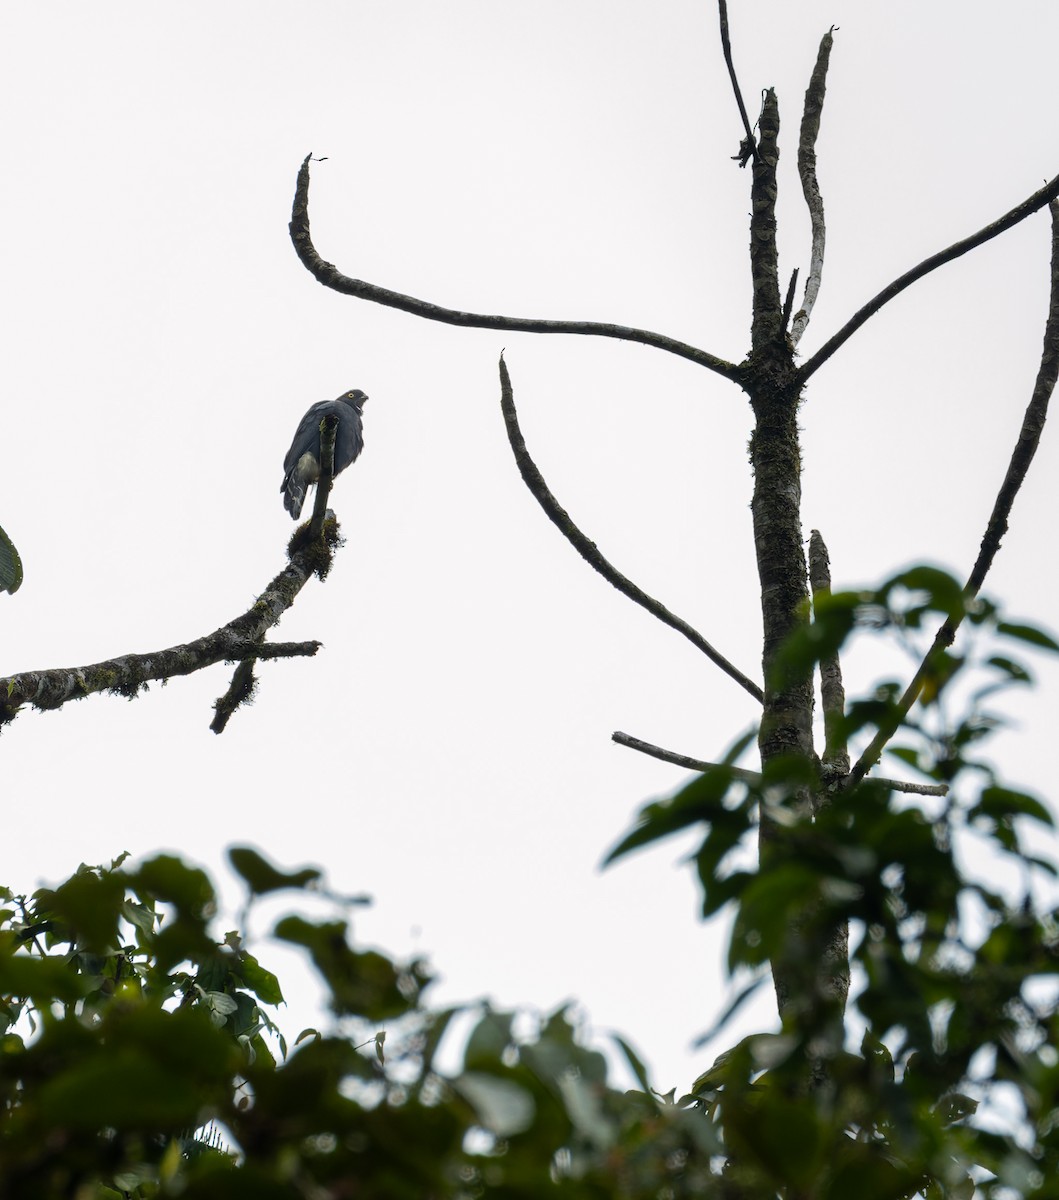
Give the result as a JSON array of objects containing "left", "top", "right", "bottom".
[
  {"left": 0, "top": 849, "right": 720, "bottom": 1198},
  {"left": 2, "top": 571, "right": 1057, "bottom": 1198},
  {"left": 610, "top": 568, "right": 1059, "bottom": 1197}
]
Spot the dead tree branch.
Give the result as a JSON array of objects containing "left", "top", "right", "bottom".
[
  {"left": 808, "top": 529, "right": 849, "bottom": 783},
  {"left": 289, "top": 155, "right": 744, "bottom": 383},
  {"left": 717, "top": 0, "right": 757, "bottom": 166},
  {"left": 799, "top": 173, "right": 1059, "bottom": 382},
  {"left": 0, "top": 520, "right": 343, "bottom": 732},
  {"left": 789, "top": 28, "right": 835, "bottom": 347},
  {"left": 847, "top": 200, "right": 1059, "bottom": 789},
  {"left": 499, "top": 356, "right": 763, "bottom": 704},
  {"left": 612, "top": 730, "right": 947, "bottom": 795}
]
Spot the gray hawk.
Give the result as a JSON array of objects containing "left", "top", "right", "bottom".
[{"left": 281, "top": 389, "right": 367, "bottom": 519}]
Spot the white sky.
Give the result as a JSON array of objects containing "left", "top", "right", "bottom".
[{"left": 2, "top": 1, "right": 1057, "bottom": 1091}]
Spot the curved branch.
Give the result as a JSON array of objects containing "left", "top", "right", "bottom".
[
  {"left": 499, "top": 356, "right": 763, "bottom": 704},
  {"left": 0, "top": 522, "right": 342, "bottom": 731},
  {"left": 289, "top": 155, "right": 745, "bottom": 383},
  {"left": 799, "top": 172, "right": 1059, "bottom": 382},
  {"left": 789, "top": 28, "right": 835, "bottom": 347},
  {"left": 847, "top": 200, "right": 1059, "bottom": 788}
]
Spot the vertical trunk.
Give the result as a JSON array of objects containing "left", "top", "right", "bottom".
[{"left": 745, "top": 91, "right": 847, "bottom": 1040}]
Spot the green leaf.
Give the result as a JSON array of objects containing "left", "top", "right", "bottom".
[
  {"left": 884, "top": 566, "right": 966, "bottom": 622},
  {"left": 236, "top": 950, "right": 284, "bottom": 1006},
  {"left": 462, "top": 1008, "right": 514, "bottom": 1070},
  {"left": 45, "top": 869, "right": 125, "bottom": 953},
  {"left": 0, "top": 523, "right": 23, "bottom": 594},
  {"left": 0, "top": 952, "right": 86, "bottom": 1003},
  {"left": 604, "top": 730, "right": 755, "bottom": 865},
  {"left": 971, "top": 786, "right": 1054, "bottom": 829},
  {"left": 611, "top": 1033, "right": 655, "bottom": 1099},
  {"left": 273, "top": 916, "right": 414, "bottom": 1019},
  {"left": 228, "top": 846, "right": 322, "bottom": 896},
  {"left": 986, "top": 654, "right": 1033, "bottom": 684},
  {"left": 997, "top": 621, "right": 1059, "bottom": 652},
  {"left": 134, "top": 855, "right": 215, "bottom": 917},
  {"left": 453, "top": 1071, "right": 536, "bottom": 1136}
]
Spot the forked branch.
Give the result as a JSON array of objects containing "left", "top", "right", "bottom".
[
  {"left": 1, "top": 515, "right": 344, "bottom": 732},
  {"left": 289, "top": 155, "right": 745, "bottom": 383},
  {"left": 847, "top": 200, "right": 1059, "bottom": 788},
  {"left": 498, "top": 356, "right": 763, "bottom": 704}
]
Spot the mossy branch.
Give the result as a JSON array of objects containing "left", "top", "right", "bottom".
[{"left": 0, "top": 523, "right": 345, "bottom": 732}]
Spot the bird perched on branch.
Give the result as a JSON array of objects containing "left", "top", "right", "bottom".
[{"left": 281, "top": 389, "right": 368, "bottom": 519}]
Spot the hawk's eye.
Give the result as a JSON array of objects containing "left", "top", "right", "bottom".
[{"left": 347, "top": 392, "right": 355, "bottom": 399}]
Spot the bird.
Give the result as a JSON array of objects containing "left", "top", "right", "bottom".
[{"left": 280, "top": 389, "right": 368, "bottom": 519}]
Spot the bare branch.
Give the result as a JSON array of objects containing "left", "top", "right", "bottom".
[
  {"left": 612, "top": 731, "right": 947, "bottom": 795},
  {"left": 847, "top": 200, "right": 1059, "bottom": 788},
  {"left": 789, "top": 28, "right": 836, "bottom": 347},
  {"left": 499, "top": 356, "right": 763, "bottom": 704},
  {"left": 613, "top": 730, "right": 758, "bottom": 779},
  {"left": 799, "top": 172, "right": 1059, "bottom": 382},
  {"left": 749, "top": 90, "right": 784, "bottom": 355},
  {"left": 289, "top": 155, "right": 744, "bottom": 383},
  {"left": 0, "top": 524, "right": 340, "bottom": 731},
  {"left": 717, "top": 0, "right": 757, "bottom": 166},
  {"left": 309, "top": 414, "right": 339, "bottom": 541},
  {"left": 808, "top": 529, "right": 849, "bottom": 781}
]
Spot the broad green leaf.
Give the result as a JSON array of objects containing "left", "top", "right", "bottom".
[
  {"left": 134, "top": 855, "right": 215, "bottom": 917},
  {"left": 462, "top": 1008, "right": 514, "bottom": 1070},
  {"left": 0, "top": 523, "right": 22, "bottom": 595},
  {"left": 228, "top": 846, "right": 322, "bottom": 895},
  {"left": 611, "top": 1033, "right": 655, "bottom": 1098},
  {"left": 997, "top": 621, "right": 1059, "bottom": 652},
  {"left": 971, "top": 785, "right": 1054, "bottom": 829},
  {"left": 453, "top": 1071, "right": 536, "bottom": 1137},
  {"left": 0, "top": 952, "right": 85, "bottom": 1003},
  {"left": 236, "top": 950, "right": 284, "bottom": 1005}
]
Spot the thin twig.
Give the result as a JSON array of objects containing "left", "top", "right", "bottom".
[
  {"left": 847, "top": 201, "right": 1059, "bottom": 788},
  {"left": 717, "top": 0, "right": 757, "bottom": 166},
  {"left": 808, "top": 529, "right": 849, "bottom": 781},
  {"left": 799, "top": 173, "right": 1059, "bottom": 382},
  {"left": 289, "top": 155, "right": 744, "bottom": 383},
  {"left": 612, "top": 730, "right": 948, "bottom": 796},
  {"left": 499, "top": 356, "right": 763, "bottom": 704},
  {"left": 789, "top": 28, "right": 835, "bottom": 348},
  {"left": 782, "top": 268, "right": 799, "bottom": 331}
]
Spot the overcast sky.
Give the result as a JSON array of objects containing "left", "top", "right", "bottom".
[{"left": 2, "top": 0, "right": 1057, "bottom": 1091}]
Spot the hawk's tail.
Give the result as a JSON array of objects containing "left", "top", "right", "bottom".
[{"left": 281, "top": 477, "right": 306, "bottom": 520}]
